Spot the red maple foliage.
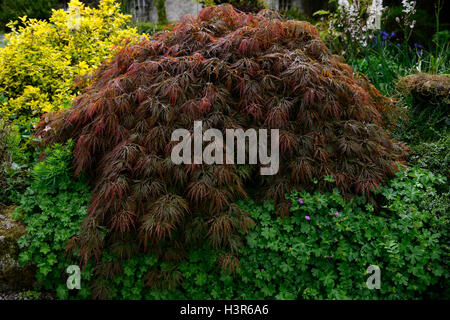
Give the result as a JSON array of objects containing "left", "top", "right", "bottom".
[{"left": 36, "top": 5, "right": 407, "bottom": 293}]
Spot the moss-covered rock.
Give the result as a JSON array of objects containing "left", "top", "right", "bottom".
[
  {"left": 397, "top": 73, "right": 450, "bottom": 106},
  {"left": 395, "top": 73, "right": 449, "bottom": 138},
  {"left": 0, "top": 204, "right": 35, "bottom": 291}
]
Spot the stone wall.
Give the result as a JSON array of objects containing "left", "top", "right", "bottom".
[
  {"left": 268, "top": 0, "right": 305, "bottom": 11},
  {"left": 166, "top": 0, "right": 202, "bottom": 22},
  {"left": 130, "top": 0, "right": 324, "bottom": 23},
  {"left": 131, "top": 0, "right": 202, "bottom": 23}
]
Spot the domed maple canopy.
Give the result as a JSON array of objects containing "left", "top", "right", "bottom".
[{"left": 37, "top": 5, "right": 406, "bottom": 275}]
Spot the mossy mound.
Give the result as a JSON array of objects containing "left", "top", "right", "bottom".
[
  {"left": 0, "top": 205, "right": 35, "bottom": 291},
  {"left": 396, "top": 73, "right": 449, "bottom": 140},
  {"left": 397, "top": 73, "right": 450, "bottom": 105}
]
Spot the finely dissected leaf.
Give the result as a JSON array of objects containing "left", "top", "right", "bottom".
[{"left": 36, "top": 5, "right": 407, "bottom": 280}]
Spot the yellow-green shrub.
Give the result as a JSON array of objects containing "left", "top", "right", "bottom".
[{"left": 0, "top": 0, "right": 142, "bottom": 121}]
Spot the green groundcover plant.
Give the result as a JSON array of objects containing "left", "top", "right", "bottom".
[
  {"left": 14, "top": 142, "right": 449, "bottom": 299},
  {"left": 108, "top": 169, "right": 449, "bottom": 300},
  {"left": 13, "top": 141, "right": 93, "bottom": 299}
]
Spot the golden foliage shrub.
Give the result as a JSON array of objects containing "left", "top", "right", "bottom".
[{"left": 0, "top": 0, "right": 142, "bottom": 121}]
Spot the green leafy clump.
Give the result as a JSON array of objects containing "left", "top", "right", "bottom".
[
  {"left": 407, "top": 136, "right": 449, "bottom": 178},
  {"left": 107, "top": 167, "right": 448, "bottom": 300},
  {"left": 13, "top": 141, "right": 92, "bottom": 298},
  {"left": 18, "top": 163, "right": 445, "bottom": 299},
  {"left": 1, "top": 118, "right": 43, "bottom": 204},
  {"left": 244, "top": 169, "right": 448, "bottom": 300}
]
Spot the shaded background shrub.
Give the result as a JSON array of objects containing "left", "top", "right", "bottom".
[
  {"left": 0, "top": 0, "right": 106, "bottom": 32},
  {"left": 394, "top": 74, "right": 449, "bottom": 178},
  {"left": 207, "top": 0, "right": 266, "bottom": 13},
  {"left": 0, "top": 120, "right": 11, "bottom": 202},
  {"left": 382, "top": 0, "right": 449, "bottom": 50},
  {"left": 0, "top": 0, "right": 61, "bottom": 32},
  {"left": 131, "top": 21, "right": 168, "bottom": 35},
  {"left": 396, "top": 74, "right": 449, "bottom": 142}
]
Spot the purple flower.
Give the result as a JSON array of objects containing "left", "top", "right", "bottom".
[
  {"left": 334, "top": 212, "right": 340, "bottom": 217},
  {"left": 414, "top": 43, "right": 424, "bottom": 56},
  {"left": 298, "top": 197, "right": 304, "bottom": 204},
  {"left": 305, "top": 216, "right": 310, "bottom": 221},
  {"left": 391, "top": 31, "right": 396, "bottom": 37}
]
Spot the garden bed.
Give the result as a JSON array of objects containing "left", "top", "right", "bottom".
[{"left": 0, "top": 0, "right": 448, "bottom": 301}]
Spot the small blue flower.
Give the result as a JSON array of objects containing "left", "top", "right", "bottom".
[{"left": 414, "top": 43, "right": 424, "bottom": 55}]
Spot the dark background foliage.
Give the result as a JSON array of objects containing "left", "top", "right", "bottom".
[
  {"left": 0, "top": 0, "right": 60, "bottom": 31},
  {"left": 0, "top": 0, "right": 101, "bottom": 31},
  {"left": 0, "top": 121, "right": 11, "bottom": 200}
]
